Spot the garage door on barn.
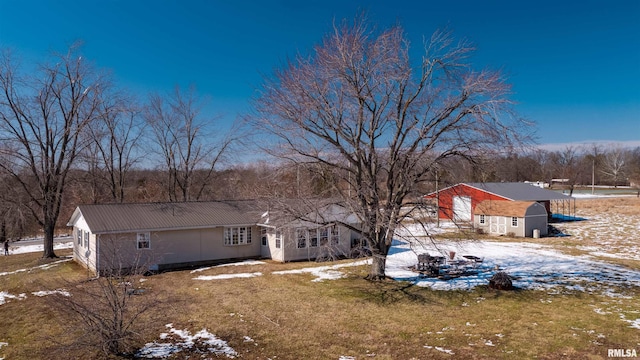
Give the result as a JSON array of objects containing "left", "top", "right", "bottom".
[{"left": 452, "top": 196, "right": 472, "bottom": 222}]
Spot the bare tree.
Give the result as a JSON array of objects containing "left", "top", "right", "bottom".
[
  {"left": 82, "top": 92, "right": 145, "bottom": 203},
  {"left": 549, "top": 146, "right": 583, "bottom": 195},
  {"left": 0, "top": 46, "right": 104, "bottom": 258},
  {"left": 601, "top": 145, "right": 627, "bottom": 187},
  {"left": 250, "top": 17, "right": 529, "bottom": 279},
  {"left": 144, "top": 86, "right": 232, "bottom": 202},
  {"left": 49, "top": 235, "right": 160, "bottom": 358},
  {"left": 0, "top": 171, "right": 35, "bottom": 239},
  {"left": 627, "top": 147, "right": 640, "bottom": 188}
]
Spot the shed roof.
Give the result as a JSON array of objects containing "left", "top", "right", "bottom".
[
  {"left": 463, "top": 182, "right": 570, "bottom": 201},
  {"left": 474, "top": 200, "right": 541, "bottom": 217},
  {"left": 68, "top": 201, "right": 258, "bottom": 234}
]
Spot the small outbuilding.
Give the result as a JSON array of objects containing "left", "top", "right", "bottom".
[
  {"left": 424, "top": 182, "right": 574, "bottom": 222},
  {"left": 473, "top": 200, "right": 548, "bottom": 237}
]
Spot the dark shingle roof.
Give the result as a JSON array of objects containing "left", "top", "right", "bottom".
[
  {"left": 464, "top": 182, "right": 570, "bottom": 201},
  {"left": 73, "top": 201, "right": 257, "bottom": 234}
]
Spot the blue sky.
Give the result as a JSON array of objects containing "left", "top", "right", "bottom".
[{"left": 1, "top": 0, "right": 639, "bottom": 148}]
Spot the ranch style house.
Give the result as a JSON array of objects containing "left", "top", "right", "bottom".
[{"left": 67, "top": 200, "right": 362, "bottom": 275}]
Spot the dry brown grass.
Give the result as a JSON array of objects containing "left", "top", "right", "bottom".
[
  {"left": 1, "top": 248, "right": 639, "bottom": 359},
  {"left": 556, "top": 197, "right": 640, "bottom": 270},
  {"left": 575, "top": 197, "right": 640, "bottom": 215},
  {"left": 1, "top": 200, "right": 638, "bottom": 359}
]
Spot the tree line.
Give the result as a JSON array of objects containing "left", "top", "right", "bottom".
[{"left": 0, "top": 45, "right": 233, "bottom": 257}]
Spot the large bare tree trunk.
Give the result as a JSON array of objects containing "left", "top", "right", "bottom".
[
  {"left": 368, "top": 254, "right": 387, "bottom": 280},
  {"left": 43, "top": 221, "right": 56, "bottom": 258}
]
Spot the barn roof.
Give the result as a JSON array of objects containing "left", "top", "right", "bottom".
[
  {"left": 68, "top": 201, "right": 258, "bottom": 234},
  {"left": 474, "top": 200, "right": 542, "bottom": 217},
  {"left": 463, "top": 182, "right": 570, "bottom": 201}
]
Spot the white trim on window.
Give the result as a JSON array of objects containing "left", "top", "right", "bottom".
[
  {"left": 296, "top": 228, "right": 307, "bottom": 248},
  {"left": 330, "top": 224, "right": 339, "bottom": 245},
  {"left": 225, "top": 226, "right": 253, "bottom": 246},
  {"left": 511, "top": 217, "right": 518, "bottom": 227},
  {"left": 316, "top": 227, "right": 326, "bottom": 247},
  {"left": 137, "top": 232, "right": 150, "bottom": 249},
  {"left": 275, "top": 230, "right": 282, "bottom": 248},
  {"left": 479, "top": 214, "right": 486, "bottom": 225},
  {"left": 261, "top": 227, "right": 267, "bottom": 246}
]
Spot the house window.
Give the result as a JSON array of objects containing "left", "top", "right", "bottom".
[
  {"left": 239, "top": 227, "right": 252, "bottom": 244},
  {"left": 275, "top": 230, "right": 282, "bottom": 248},
  {"left": 316, "top": 228, "right": 327, "bottom": 247},
  {"left": 261, "top": 228, "right": 267, "bottom": 246},
  {"left": 297, "top": 229, "right": 307, "bottom": 248},
  {"left": 479, "top": 215, "right": 486, "bottom": 225},
  {"left": 232, "top": 228, "right": 239, "bottom": 244},
  {"left": 137, "top": 232, "right": 150, "bottom": 249},
  {"left": 511, "top": 217, "right": 518, "bottom": 227},
  {"left": 330, "top": 224, "right": 339, "bottom": 245},
  {"left": 84, "top": 231, "right": 89, "bottom": 248},
  {"left": 224, "top": 226, "right": 252, "bottom": 245},
  {"left": 310, "top": 228, "right": 319, "bottom": 247},
  {"left": 351, "top": 238, "right": 367, "bottom": 249},
  {"left": 77, "top": 229, "right": 82, "bottom": 246}
]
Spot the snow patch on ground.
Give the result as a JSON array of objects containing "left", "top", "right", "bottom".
[
  {"left": 192, "top": 259, "right": 372, "bottom": 283},
  {"left": 31, "top": 289, "right": 71, "bottom": 297},
  {"left": 619, "top": 313, "right": 640, "bottom": 330},
  {"left": 190, "top": 260, "right": 266, "bottom": 273},
  {"left": 627, "top": 319, "right": 640, "bottom": 329},
  {"left": 0, "top": 291, "right": 26, "bottom": 305},
  {"left": 0, "top": 258, "right": 72, "bottom": 277},
  {"left": 193, "top": 272, "right": 262, "bottom": 281},
  {"left": 386, "top": 239, "right": 640, "bottom": 294},
  {"left": 6, "top": 241, "right": 74, "bottom": 255},
  {"left": 136, "top": 323, "right": 237, "bottom": 359},
  {"left": 424, "top": 345, "right": 455, "bottom": 355},
  {"left": 1, "top": 288, "right": 72, "bottom": 306},
  {"left": 272, "top": 259, "right": 371, "bottom": 282}
]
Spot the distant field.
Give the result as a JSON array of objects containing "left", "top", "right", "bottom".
[
  {"left": 556, "top": 186, "right": 640, "bottom": 196},
  {"left": 0, "top": 197, "right": 638, "bottom": 359}
]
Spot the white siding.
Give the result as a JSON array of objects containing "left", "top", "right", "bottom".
[{"left": 72, "top": 214, "right": 98, "bottom": 273}]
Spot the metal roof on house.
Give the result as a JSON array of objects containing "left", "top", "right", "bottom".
[
  {"left": 474, "top": 200, "right": 544, "bottom": 217},
  {"left": 463, "top": 182, "right": 570, "bottom": 201},
  {"left": 70, "top": 201, "right": 258, "bottom": 234}
]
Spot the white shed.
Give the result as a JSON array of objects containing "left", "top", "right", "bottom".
[{"left": 473, "top": 200, "right": 548, "bottom": 237}]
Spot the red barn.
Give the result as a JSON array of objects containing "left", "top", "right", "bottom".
[{"left": 424, "top": 182, "right": 574, "bottom": 222}]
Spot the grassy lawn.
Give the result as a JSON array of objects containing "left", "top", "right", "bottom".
[{"left": 0, "top": 198, "right": 639, "bottom": 359}]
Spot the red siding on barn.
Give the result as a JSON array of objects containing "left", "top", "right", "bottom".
[{"left": 425, "top": 183, "right": 509, "bottom": 221}]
